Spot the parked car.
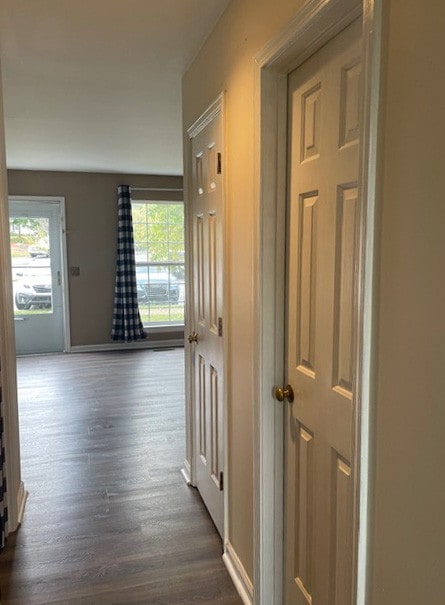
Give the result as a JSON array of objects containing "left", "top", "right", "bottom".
[
  {"left": 28, "top": 244, "right": 49, "bottom": 258},
  {"left": 14, "top": 258, "right": 52, "bottom": 310},
  {"left": 135, "top": 265, "right": 180, "bottom": 304}
]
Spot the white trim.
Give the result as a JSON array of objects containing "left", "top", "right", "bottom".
[
  {"left": 187, "top": 94, "right": 224, "bottom": 139},
  {"left": 256, "top": 0, "right": 362, "bottom": 71},
  {"left": 8, "top": 195, "right": 71, "bottom": 353},
  {"left": 0, "top": 133, "right": 23, "bottom": 533},
  {"left": 70, "top": 340, "right": 184, "bottom": 353},
  {"left": 253, "top": 1, "right": 382, "bottom": 604},
  {"left": 180, "top": 463, "right": 192, "bottom": 486},
  {"left": 183, "top": 117, "right": 195, "bottom": 486},
  {"left": 0, "top": 59, "right": 24, "bottom": 540},
  {"left": 16, "top": 482, "right": 28, "bottom": 525},
  {"left": 59, "top": 197, "right": 71, "bottom": 352},
  {"left": 354, "top": 1, "right": 383, "bottom": 601},
  {"left": 223, "top": 541, "right": 254, "bottom": 605},
  {"left": 252, "top": 65, "right": 288, "bottom": 605},
  {"left": 143, "top": 324, "right": 185, "bottom": 333},
  {"left": 220, "top": 92, "right": 229, "bottom": 548}
]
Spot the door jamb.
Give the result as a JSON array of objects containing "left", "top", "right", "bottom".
[
  {"left": 9, "top": 195, "right": 71, "bottom": 353},
  {"left": 0, "top": 176, "right": 24, "bottom": 536},
  {"left": 252, "top": 1, "right": 383, "bottom": 603}
]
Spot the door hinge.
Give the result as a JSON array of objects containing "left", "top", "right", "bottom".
[
  {"left": 219, "top": 471, "right": 224, "bottom": 491},
  {"left": 218, "top": 317, "right": 223, "bottom": 337},
  {"left": 217, "top": 152, "right": 222, "bottom": 174}
]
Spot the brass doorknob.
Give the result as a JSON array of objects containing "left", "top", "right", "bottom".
[
  {"left": 274, "top": 384, "right": 295, "bottom": 403},
  {"left": 188, "top": 331, "right": 199, "bottom": 344}
]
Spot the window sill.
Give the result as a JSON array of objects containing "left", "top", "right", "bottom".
[{"left": 143, "top": 323, "right": 184, "bottom": 333}]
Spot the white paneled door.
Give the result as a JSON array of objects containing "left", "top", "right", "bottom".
[
  {"left": 189, "top": 104, "right": 224, "bottom": 536},
  {"left": 283, "top": 19, "right": 362, "bottom": 604},
  {"left": 9, "top": 199, "right": 66, "bottom": 355}
]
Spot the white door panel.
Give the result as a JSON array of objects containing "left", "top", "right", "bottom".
[
  {"left": 284, "top": 19, "right": 362, "bottom": 604},
  {"left": 10, "top": 200, "right": 65, "bottom": 355},
  {"left": 190, "top": 110, "right": 224, "bottom": 536}
]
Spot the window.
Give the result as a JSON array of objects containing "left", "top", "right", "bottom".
[{"left": 132, "top": 201, "right": 185, "bottom": 326}]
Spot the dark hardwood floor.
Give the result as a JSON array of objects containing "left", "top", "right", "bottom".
[{"left": 0, "top": 348, "right": 242, "bottom": 605}]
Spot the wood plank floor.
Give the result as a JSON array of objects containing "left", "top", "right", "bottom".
[{"left": 0, "top": 348, "right": 242, "bottom": 605}]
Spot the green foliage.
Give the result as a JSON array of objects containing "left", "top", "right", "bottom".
[
  {"left": 139, "top": 303, "right": 184, "bottom": 324},
  {"left": 132, "top": 202, "right": 184, "bottom": 263},
  {"left": 9, "top": 217, "right": 48, "bottom": 242},
  {"left": 132, "top": 202, "right": 185, "bottom": 326}
]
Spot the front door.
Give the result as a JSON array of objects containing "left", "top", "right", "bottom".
[
  {"left": 189, "top": 106, "right": 224, "bottom": 536},
  {"left": 9, "top": 199, "right": 66, "bottom": 355},
  {"left": 284, "top": 19, "right": 362, "bottom": 604}
]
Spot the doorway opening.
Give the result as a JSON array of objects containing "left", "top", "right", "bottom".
[
  {"left": 8, "top": 196, "right": 70, "bottom": 355},
  {"left": 253, "top": 0, "right": 382, "bottom": 603}
]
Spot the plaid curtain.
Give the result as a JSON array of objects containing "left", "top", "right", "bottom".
[
  {"left": 111, "top": 185, "right": 146, "bottom": 342},
  {"left": 0, "top": 359, "right": 7, "bottom": 553}
]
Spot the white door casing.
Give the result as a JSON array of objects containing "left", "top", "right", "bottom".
[
  {"left": 9, "top": 197, "right": 70, "bottom": 355},
  {"left": 187, "top": 99, "right": 225, "bottom": 537},
  {"left": 253, "top": 1, "right": 382, "bottom": 604}
]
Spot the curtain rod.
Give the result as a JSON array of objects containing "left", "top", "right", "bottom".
[{"left": 130, "top": 186, "right": 183, "bottom": 192}]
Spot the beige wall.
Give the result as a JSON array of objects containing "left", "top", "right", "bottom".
[
  {"left": 184, "top": 0, "right": 445, "bottom": 599},
  {"left": 8, "top": 170, "right": 183, "bottom": 347},
  {"left": 183, "top": 0, "right": 306, "bottom": 581},
  {"left": 370, "top": 2, "right": 445, "bottom": 604}
]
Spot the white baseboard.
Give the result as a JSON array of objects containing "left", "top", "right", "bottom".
[
  {"left": 7, "top": 481, "right": 27, "bottom": 533},
  {"left": 181, "top": 467, "right": 191, "bottom": 486},
  {"left": 223, "top": 541, "right": 254, "bottom": 605},
  {"left": 181, "top": 460, "right": 192, "bottom": 486},
  {"left": 16, "top": 481, "right": 28, "bottom": 525},
  {"left": 70, "top": 340, "right": 184, "bottom": 353}
]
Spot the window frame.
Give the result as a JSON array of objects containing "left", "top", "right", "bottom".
[{"left": 131, "top": 199, "right": 185, "bottom": 329}]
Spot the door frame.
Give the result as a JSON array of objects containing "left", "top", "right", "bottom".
[
  {"left": 9, "top": 195, "right": 71, "bottom": 353},
  {"left": 252, "top": 1, "right": 383, "bottom": 603},
  {"left": 183, "top": 94, "right": 229, "bottom": 541}
]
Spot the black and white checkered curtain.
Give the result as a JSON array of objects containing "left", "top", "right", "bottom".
[
  {"left": 0, "top": 359, "right": 8, "bottom": 553},
  {"left": 111, "top": 185, "right": 146, "bottom": 342}
]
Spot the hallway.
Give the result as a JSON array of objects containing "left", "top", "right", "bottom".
[{"left": 0, "top": 348, "right": 241, "bottom": 604}]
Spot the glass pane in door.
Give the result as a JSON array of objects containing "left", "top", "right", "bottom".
[{"left": 10, "top": 216, "right": 53, "bottom": 315}]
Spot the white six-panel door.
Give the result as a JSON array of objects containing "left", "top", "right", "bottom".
[
  {"left": 189, "top": 109, "right": 224, "bottom": 537},
  {"left": 284, "top": 19, "right": 362, "bottom": 604}
]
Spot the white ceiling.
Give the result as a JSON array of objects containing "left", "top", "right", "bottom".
[{"left": 0, "top": 0, "right": 230, "bottom": 175}]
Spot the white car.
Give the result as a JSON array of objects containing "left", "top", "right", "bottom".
[{"left": 14, "top": 258, "right": 52, "bottom": 310}]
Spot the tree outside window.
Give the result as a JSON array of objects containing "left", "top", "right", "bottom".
[{"left": 132, "top": 201, "right": 185, "bottom": 326}]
